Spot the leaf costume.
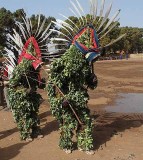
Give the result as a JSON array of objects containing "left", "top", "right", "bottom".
[
  {"left": 4, "top": 14, "right": 52, "bottom": 140},
  {"left": 8, "top": 41, "right": 42, "bottom": 140},
  {"left": 46, "top": 0, "right": 125, "bottom": 153},
  {"left": 47, "top": 45, "right": 97, "bottom": 150}
]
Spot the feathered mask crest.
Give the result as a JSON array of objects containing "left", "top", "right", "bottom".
[
  {"left": 48, "top": 0, "right": 125, "bottom": 62},
  {"left": 3, "top": 13, "right": 52, "bottom": 76}
]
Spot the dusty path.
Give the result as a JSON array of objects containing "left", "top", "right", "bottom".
[{"left": 0, "top": 59, "right": 143, "bottom": 160}]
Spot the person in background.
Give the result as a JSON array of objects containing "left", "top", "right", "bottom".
[
  {"left": 2, "top": 64, "right": 11, "bottom": 110},
  {"left": 125, "top": 51, "right": 129, "bottom": 60},
  {"left": 0, "top": 62, "right": 4, "bottom": 108},
  {"left": 120, "top": 50, "right": 125, "bottom": 60}
]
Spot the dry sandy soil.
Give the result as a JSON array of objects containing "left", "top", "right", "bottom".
[{"left": 0, "top": 59, "right": 143, "bottom": 160}]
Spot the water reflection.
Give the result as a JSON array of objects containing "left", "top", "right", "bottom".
[{"left": 105, "top": 93, "right": 143, "bottom": 113}]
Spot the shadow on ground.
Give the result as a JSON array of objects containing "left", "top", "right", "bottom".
[
  {"left": 0, "top": 127, "right": 30, "bottom": 160},
  {"left": 92, "top": 111, "right": 143, "bottom": 150},
  {"left": 0, "top": 127, "right": 18, "bottom": 140},
  {"left": 0, "top": 142, "right": 30, "bottom": 160}
]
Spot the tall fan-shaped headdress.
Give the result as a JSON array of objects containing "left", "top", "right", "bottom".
[
  {"left": 48, "top": 0, "right": 126, "bottom": 63},
  {"left": 3, "top": 13, "right": 52, "bottom": 78}
]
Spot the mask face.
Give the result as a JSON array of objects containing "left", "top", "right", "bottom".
[
  {"left": 18, "top": 37, "right": 43, "bottom": 70},
  {"left": 72, "top": 25, "right": 101, "bottom": 63}
]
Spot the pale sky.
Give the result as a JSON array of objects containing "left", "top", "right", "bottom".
[{"left": 0, "top": 0, "right": 143, "bottom": 28}]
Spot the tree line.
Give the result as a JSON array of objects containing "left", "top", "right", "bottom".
[{"left": 0, "top": 7, "right": 143, "bottom": 57}]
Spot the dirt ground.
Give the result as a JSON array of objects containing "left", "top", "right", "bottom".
[{"left": 0, "top": 59, "right": 143, "bottom": 160}]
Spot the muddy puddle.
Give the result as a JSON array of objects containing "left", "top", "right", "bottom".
[{"left": 105, "top": 93, "right": 143, "bottom": 113}]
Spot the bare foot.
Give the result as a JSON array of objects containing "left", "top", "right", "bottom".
[
  {"left": 85, "top": 150, "right": 95, "bottom": 155},
  {"left": 63, "top": 149, "right": 72, "bottom": 154},
  {"left": 78, "top": 148, "right": 84, "bottom": 152},
  {"left": 37, "top": 134, "right": 44, "bottom": 139},
  {"left": 25, "top": 137, "right": 33, "bottom": 142}
]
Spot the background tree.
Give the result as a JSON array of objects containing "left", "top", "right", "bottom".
[
  {"left": 117, "top": 27, "right": 143, "bottom": 53},
  {"left": 0, "top": 8, "right": 14, "bottom": 52},
  {"left": 0, "top": 8, "right": 57, "bottom": 58},
  {"left": 0, "top": 8, "right": 143, "bottom": 57}
]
